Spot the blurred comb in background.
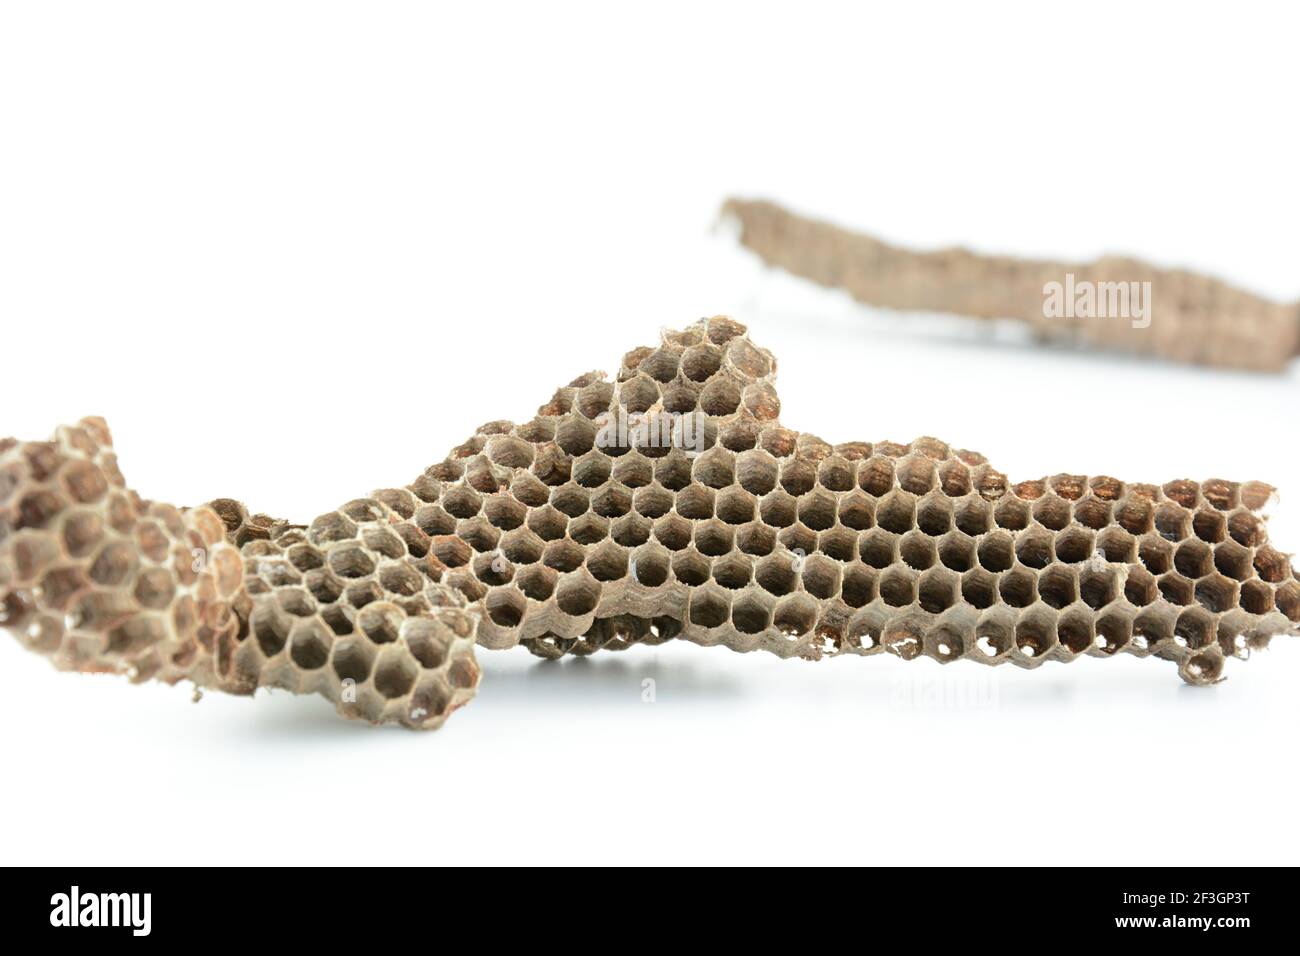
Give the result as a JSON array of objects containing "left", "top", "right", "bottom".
[{"left": 722, "top": 198, "right": 1300, "bottom": 373}]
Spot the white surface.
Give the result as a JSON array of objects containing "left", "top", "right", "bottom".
[{"left": 1, "top": 1, "right": 1297, "bottom": 866}]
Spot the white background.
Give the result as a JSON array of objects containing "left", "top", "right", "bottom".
[{"left": 2, "top": 2, "right": 1297, "bottom": 865}]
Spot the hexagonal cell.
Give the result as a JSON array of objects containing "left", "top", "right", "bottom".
[{"left": 689, "top": 587, "right": 730, "bottom": 628}]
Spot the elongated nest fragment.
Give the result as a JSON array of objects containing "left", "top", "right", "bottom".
[{"left": 2, "top": 318, "right": 1297, "bottom": 729}]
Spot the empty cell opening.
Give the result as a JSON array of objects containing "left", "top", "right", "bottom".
[
  {"left": 774, "top": 597, "right": 818, "bottom": 637},
  {"left": 858, "top": 457, "right": 895, "bottom": 496},
  {"left": 629, "top": 547, "right": 670, "bottom": 587},
  {"left": 796, "top": 492, "right": 835, "bottom": 533},
  {"left": 305, "top": 569, "right": 344, "bottom": 605},
  {"left": 736, "top": 452, "right": 779, "bottom": 496},
  {"left": 481, "top": 497, "right": 527, "bottom": 532},
  {"left": 592, "top": 486, "right": 633, "bottom": 519},
  {"left": 1038, "top": 566, "right": 1077, "bottom": 609},
  {"left": 978, "top": 533, "right": 1014, "bottom": 572},
  {"left": 1155, "top": 504, "right": 1189, "bottom": 541},
  {"left": 322, "top": 605, "right": 353, "bottom": 636},
  {"left": 653, "top": 515, "right": 693, "bottom": 551},
  {"left": 1234, "top": 507, "right": 1271, "bottom": 544},
  {"left": 929, "top": 627, "right": 965, "bottom": 660},
  {"left": 1213, "top": 540, "right": 1252, "bottom": 581},
  {"left": 838, "top": 493, "right": 875, "bottom": 531},
  {"left": 672, "top": 551, "right": 712, "bottom": 587},
  {"left": 841, "top": 565, "right": 876, "bottom": 608},
  {"left": 918, "top": 571, "right": 957, "bottom": 613},
  {"left": 780, "top": 461, "right": 817, "bottom": 497},
  {"left": 1193, "top": 510, "right": 1226, "bottom": 544},
  {"left": 1277, "top": 582, "right": 1300, "bottom": 622},
  {"left": 459, "top": 517, "right": 503, "bottom": 551},
  {"left": 1055, "top": 528, "right": 1095, "bottom": 564},
  {"left": 877, "top": 493, "right": 916, "bottom": 534},
  {"left": 611, "top": 514, "right": 652, "bottom": 548},
  {"left": 1015, "top": 529, "right": 1054, "bottom": 569},
  {"left": 737, "top": 522, "right": 776, "bottom": 556},
  {"left": 938, "top": 460, "right": 971, "bottom": 496},
  {"left": 516, "top": 565, "right": 558, "bottom": 601},
  {"left": 994, "top": 497, "right": 1030, "bottom": 531},
  {"left": 1175, "top": 609, "right": 1215, "bottom": 649},
  {"left": 817, "top": 457, "right": 855, "bottom": 492},
  {"left": 716, "top": 488, "right": 756, "bottom": 525},
  {"left": 962, "top": 570, "right": 997, "bottom": 609},
  {"left": 526, "top": 506, "right": 568, "bottom": 541},
  {"left": 916, "top": 497, "right": 952, "bottom": 536},
  {"left": 939, "top": 534, "right": 976, "bottom": 572},
  {"left": 956, "top": 498, "right": 992, "bottom": 536},
  {"left": 542, "top": 539, "right": 586, "bottom": 573},
  {"left": 897, "top": 457, "right": 936, "bottom": 495},
  {"left": 760, "top": 492, "right": 797, "bottom": 528},
  {"left": 395, "top": 525, "right": 430, "bottom": 559},
  {"left": 999, "top": 569, "right": 1037, "bottom": 608},
  {"left": 1194, "top": 575, "right": 1238, "bottom": 614},
  {"left": 290, "top": 629, "right": 330, "bottom": 670},
  {"left": 1074, "top": 497, "right": 1111, "bottom": 530},
  {"left": 441, "top": 486, "right": 483, "bottom": 519},
  {"left": 879, "top": 568, "right": 917, "bottom": 607},
  {"left": 693, "top": 450, "right": 736, "bottom": 489},
  {"left": 361, "top": 527, "right": 405, "bottom": 561},
  {"left": 1116, "top": 498, "right": 1154, "bottom": 535},
  {"left": 860, "top": 529, "right": 897, "bottom": 569},
  {"left": 331, "top": 640, "right": 374, "bottom": 683},
  {"left": 731, "top": 594, "right": 773, "bottom": 634},
  {"left": 252, "top": 608, "right": 290, "bottom": 656},
  {"left": 633, "top": 486, "right": 674, "bottom": 519},
  {"left": 668, "top": 487, "right": 710, "bottom": 523},
  {"left": 1254, "top": 546, "right": 1293, "bottom": 583},
  {"left": 1124, "top": 566, "right": 1158, "bottom": 606},
  {"left": 756, "top": 554, "right": 798, "bottom": 596},
  {"left": 1057, "top": 614, "right": 1093, "bottom": 654},
  {"left": 694, "top": 520, "right": 735, "bottom": 557},
  {"left": 900, "top": 533, "right": 936, "bottom": 570},
  {"left": 1133, "top": 609, "right": 1172, "bottom": 649},
  {"left": 1239, "top": 579, "right": 1274, "bottom": 616},
  {"left": 586, "top": 545, "right": 629, "bottom": 582},
  {"left": 329, "top": 545, "right": 376, "bottom": 579},
  {"left": 815, "top": 527, "right": 855, "bottom": 562},
  {"left": 1033, "top": 495, "right": 1071, "bottom": 531},
  {"left": 801, "top": 558, "right": 840, "bottom": 599},
  {"left": 1201, "top": 478, "right": 1238, "bottom": 511},
  {"left": 681, "top": 344, "right": 722, "bottom": 382},
  {"left": 1015, "top": 618, "right": 1054, "bottom": 658},
  {"left": 611, "top": 454, "right": 653, "bottom": 488},
  {"left": 380, "top": 563, "right": 425, "bottom": 596},
  {"left": 655, "top": 455, "right": 694, "bottom": 491},
  {"left": 359, "top": 603, "right": 403, "bottom": 644},
  {"left": 1158, "top": 575, "right": 1195, "bottom": 606},
  {"left": 551, "top": 485, "right": 591, "bottom": 518},
  {"left": 1138, "top": 538, "right": 1172, "bottom": 575},
  {"left": 1097, "top": 527, "right": 1137, "bottom": 564},
  {"left": 779, "top": 525, "right": 817, "bottom": 556},
  {"left": 1163, "top": 479, "right": 1200, "bottom": 508},
  {"left": 1174, "top": 540, "right": 1213, "bottom": 578},
  {"left": 1079, "top": 568, "right": 1119, "bottom": 609},
  {"left": 712, "top": 554, "right": 753, "bottom": 590},
  {"left": 976, "top": 621, "right": 1012, "bottom": 657},
  {"left": 572, "top": 453, "right": 612, "bottom": 488},
  {"left": 618, "top": 375, "right": 660, "bottom": 414},
  {"left": 1095, "top": 613, "right": 1130, "bottom": 654},
  {"left": 699, "top": 379, "right": 742, "bottom": 416},
  {"left": 556, "top": 577, "right": 600, "bottom": 617}
]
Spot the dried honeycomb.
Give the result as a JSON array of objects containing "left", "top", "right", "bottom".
[
  {"left": 723, "top": 198, "right": 1300, "bottom": 372},
  {"left": 3, "top": 318, "right": 1298, "bottom": 730}
]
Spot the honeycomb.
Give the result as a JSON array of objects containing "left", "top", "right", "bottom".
[
  {"left": 722, "top": 198, "right": 1300, "bottom": 372},
  {"left": 0, "top": 419, "right": 479, "bottom": 729},
  {"left": 3, "top": 318, "right": 1298, "bottom": 730}
]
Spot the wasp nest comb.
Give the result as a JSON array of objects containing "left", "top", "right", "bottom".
[{"left": 3, "top": 318, "right": 1297, "bottom": 729}]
